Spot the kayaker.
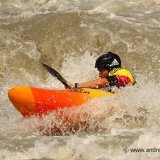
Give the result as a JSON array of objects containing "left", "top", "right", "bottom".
[{"left": 67, "top": 51, "right": 135, "bottom": 91}]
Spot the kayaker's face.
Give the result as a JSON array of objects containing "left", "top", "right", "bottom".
[{"left": 98, "top": 69, "right": 109, "bottom": 78}]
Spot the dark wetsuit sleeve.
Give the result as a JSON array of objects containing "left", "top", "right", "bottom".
[
  {"left": 108, "top": 75, "right": 131, "bottom": 87},
  {"left": 108, "top": 75, "right": 118, "bottom": 86}
]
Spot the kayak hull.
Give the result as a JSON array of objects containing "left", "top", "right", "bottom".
[{"left": 8, "top": 86, "right": 114, "bottom": 117}]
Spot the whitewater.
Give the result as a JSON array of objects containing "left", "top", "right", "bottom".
[{"left": 0, "top": 0, "right": 160, "bottom": 159}]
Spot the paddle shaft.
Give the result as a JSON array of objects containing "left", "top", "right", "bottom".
[{"left": 42, "top": 63, "right": 70, "bottom": 88}]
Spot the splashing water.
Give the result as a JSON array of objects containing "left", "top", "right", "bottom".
[{"left": 0, "top": 0, "right": 160, "bottom": 159}]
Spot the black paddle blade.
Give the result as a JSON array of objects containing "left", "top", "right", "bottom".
[{"left": 42, "top": 63, "right": 69, "bottom": 88}]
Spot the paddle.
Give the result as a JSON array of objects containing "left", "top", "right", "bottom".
[{"left": 42, "top": 63, "right": 70, "bottom": 88}]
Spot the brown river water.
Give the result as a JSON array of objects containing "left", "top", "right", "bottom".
[{"left": 0, "top": 0, "right": 160, "bottom": 159}]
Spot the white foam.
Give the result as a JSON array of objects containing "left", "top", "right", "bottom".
[
  {"left": 22, "top": 41, "right": 40, "bottom": 60},
  {"left": 61, "top": 51, "right": 98, "bottom": 83},
  {"left": 0, "top": 0, "right": 160, "bottom": 20}
]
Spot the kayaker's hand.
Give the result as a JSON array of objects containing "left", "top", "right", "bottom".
[{"left": 66, "top": 82, "right": 74, "bottom": 89}]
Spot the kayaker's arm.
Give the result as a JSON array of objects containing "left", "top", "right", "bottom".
[{"left": 67, "top": 78, "right": 109, "bottom": 89}]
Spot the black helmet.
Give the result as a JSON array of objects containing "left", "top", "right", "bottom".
[{"left": 95, "top": 52, "right": 121, "bottom": 71}]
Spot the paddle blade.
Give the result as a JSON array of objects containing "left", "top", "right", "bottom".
[{"left": 42, "top": 63, "right": 69, "bottom": 88}]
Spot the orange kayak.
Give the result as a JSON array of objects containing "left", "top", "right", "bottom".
[{"left": 8, "top": 86, "right": 114, "bottom": 117}]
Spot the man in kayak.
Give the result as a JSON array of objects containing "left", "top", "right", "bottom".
[{"left": 67, "top": 51, "right": 135, "bottom": 91}]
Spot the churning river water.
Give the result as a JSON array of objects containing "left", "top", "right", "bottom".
[{"left": 0, "top": 0, "right": 160, "bottom": 159}]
